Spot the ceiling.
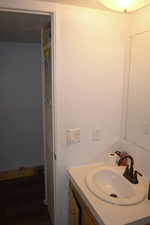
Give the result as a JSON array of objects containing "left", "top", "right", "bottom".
[
  {"left": 41, "top": 0, "right": 150, "bottom": 12},
  {"left": 0, "top": 12, "right": 50, "bottom": 43},
  {"left": 41, "top": 0, "right": 107, "bottom": 11}
]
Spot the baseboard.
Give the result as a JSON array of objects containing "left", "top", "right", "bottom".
[{"left": 0, "top": 166, "right": 44, "bottom": 181}]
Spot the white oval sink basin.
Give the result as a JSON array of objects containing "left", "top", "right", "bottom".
[{"left": 86, "top": 166, "right": 147, "bottom": 206}]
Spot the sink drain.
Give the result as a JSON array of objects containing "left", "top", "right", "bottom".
[{"left": 110, "top": 193, "right": 118, "bottom": 198}]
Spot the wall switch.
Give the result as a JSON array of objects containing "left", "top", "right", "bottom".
[
  {"left": 66, "top": 128, "right": 80, "bottom": 144},
  {"left": 92, "top": 129, "right": 101, "bottom": 141}
]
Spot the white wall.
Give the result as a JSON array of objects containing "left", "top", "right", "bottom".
[
  {"left": 55, "top": 5, "right": 128, "bottom": 225},
  {"left": 130, "top": 5, "right": 150, "bottom": 35},
  {"left": 0, "top": 42, "right": 43, "bottom": 171}
]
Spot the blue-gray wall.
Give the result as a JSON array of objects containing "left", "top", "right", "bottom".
[{"left": 0, "top": 42, "right": 43, "bottom": 171}]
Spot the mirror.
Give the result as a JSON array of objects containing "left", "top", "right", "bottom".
[{"left": 125, "top": 31, "right": 150, "bottom": 151}]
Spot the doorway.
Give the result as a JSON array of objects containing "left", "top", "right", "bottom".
[{"left": 0, "top": 11, "right": 55, "bottom": 225}]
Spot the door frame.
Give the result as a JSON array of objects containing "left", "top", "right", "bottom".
[{"left": 0, "top": 3, "right": 56, "bottom": 224}]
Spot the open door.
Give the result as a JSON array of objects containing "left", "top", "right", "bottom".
[{"left": 41, "top": 21, "right": 55, "bottom": 225}]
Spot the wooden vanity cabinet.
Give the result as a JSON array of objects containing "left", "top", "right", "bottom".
[
  {"left": 69, "top": 181, "right": 150, "bottom": 225},
  {"left": 69, "top": 184, "right": 79, "bottom": 225},
  {"left": 83, "top": 208, "right": 99, "bottom": 225},
  {"left": 69, "top": 182, "right": 99, "bottom": 225}
]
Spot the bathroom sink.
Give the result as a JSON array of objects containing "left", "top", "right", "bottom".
[{"left": 86, "top": 166, "right": 147, "bottom": 205}]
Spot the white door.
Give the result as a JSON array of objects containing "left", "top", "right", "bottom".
[{"left": 42, "top": 21, "right": 55, "bottom": 225}]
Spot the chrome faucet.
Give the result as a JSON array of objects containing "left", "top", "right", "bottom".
[{"left": 118, "top": 155, "right": 142, "bottom": 184}]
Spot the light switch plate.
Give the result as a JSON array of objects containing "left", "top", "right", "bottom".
[
  {"left": 92, "top": 129, "right": 101, "bottom": 141},
  {"left": 66, "top": 128, "right": 80, "bottom": 144}
]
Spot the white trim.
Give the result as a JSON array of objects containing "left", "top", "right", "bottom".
[
  {"left": 123, "top": 36, "right": 132, "bottom": 140},
  {"left": 121, "top": 36, "right": 132, "bottom": 140},
  {"left": 41, "top": 27, "right": 48, "bottom": 205},
  {"left": 0, "top": 0, "right": 56, "bottom": 14},
  {"left": 0, "top": 7, "right": 51, "bottom": 15},
  {"left": 51, "top": 11, "right": 57, "bottom": 224}
]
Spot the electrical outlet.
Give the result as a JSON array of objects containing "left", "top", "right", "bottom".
[{"left": 66, "top": 128, "right": 80, "bottom": 144}]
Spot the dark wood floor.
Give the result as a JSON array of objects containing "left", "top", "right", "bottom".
[{"left": 0, "top": 174, "right": 51, "bottom": 225}]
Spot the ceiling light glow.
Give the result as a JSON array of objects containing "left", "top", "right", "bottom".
[{"left": 99, "top": 0, "right": 150, "bottom": 13}]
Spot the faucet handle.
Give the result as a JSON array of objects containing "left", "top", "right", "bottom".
[
  {"left": 133, "top": 170, "right": 143, "bottom": 184},
  {"left": 134, "top": 170, "right": 143, "bottom": 177},
  {"left": 115, "top": 151, "right": 121, "bottom": 156}
]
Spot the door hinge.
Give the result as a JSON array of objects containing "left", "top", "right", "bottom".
[{"left": 54, "top": 153, "right": 57, "bottom": 160}]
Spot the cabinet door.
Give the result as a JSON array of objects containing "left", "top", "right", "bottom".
[
  {"left": 69, "top": 188, "right": 79, "bottom": 225},
  {"left": 83, "top": 209, "right": 99, "bottom": 225},
  {"left": 69, "top": 182, "right": 99, "bottom": 225}
]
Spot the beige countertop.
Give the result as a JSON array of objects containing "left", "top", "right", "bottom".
[{"left": 68, "top": 163, "right": 150, "bottom": 225}]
